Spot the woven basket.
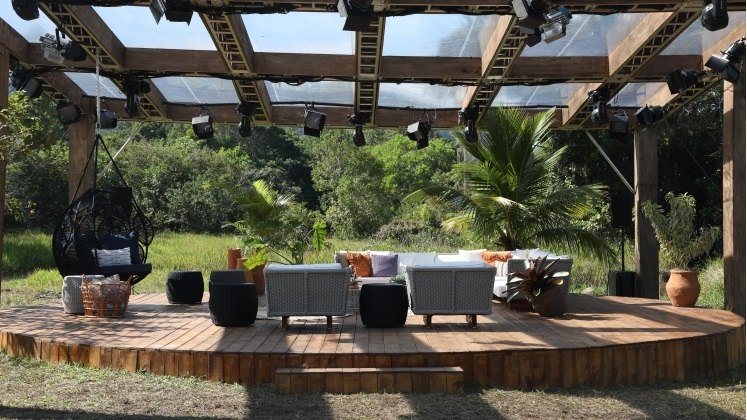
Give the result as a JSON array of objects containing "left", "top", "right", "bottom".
[{"left": 80, "top": 276, "right": 131, "bottom": 317}]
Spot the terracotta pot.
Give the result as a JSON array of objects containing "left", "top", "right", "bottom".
[
  {"left": 236, "top": 257, "right": 253, "bottom": 283},
  {"left": 250, "top": 264, "right": 266, "bottom": 295},
  {"left": 227, "top": 248, "right": 241, "bottom": 269},
  {"left": 532, "top": 286, "right": 567, "bottom": 317},
  {"left": 666, "top": 270, "right": 700, "bottom": 307}
]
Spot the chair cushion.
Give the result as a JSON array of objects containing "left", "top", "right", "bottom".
[
  {"left": 95, "top": 248, "right": 131, "bottom": 267},
  {"left": 346, "top": 252, "right": 372, "bottom": 277},
  {"left": 101, "top": 232, "right": 141, "bottom": 264},
  {"left": 458, "top": 249, "right": 487, "bottom": 261},
  {"left": 371, "top": 253, "right": 398, "bottom": 277}
]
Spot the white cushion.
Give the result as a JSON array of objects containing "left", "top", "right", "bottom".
[
  {"left": 494, "top": 261, "right": 509, "bottom": 277},
  {"left": 435, "top": 253, "right": 468, "bottom": 262},
  {"left": 493, "top": 277, "right": 508, "bottom": 298},
  {"left": 512, "top": 249, "right": 528, "bottom": 259},
  {"left": 95, "top": 248, "right": 131, "bottom": 267},
  {"left": 368, "top": 250, "right": 393, "bottom": 256},
  {"left": 458, "top": 249, "right": 487, "bottom": 261},
  {"left": 266, "top": 263, "right": 341, "bottom": 272},
  {"left": 397, "top": 252, "right": 436, "bottom": 275},
  {"left": 527, "top": 248, "right": 549, "bottom": 259},
  {"left": 412, "top": 260, "right": 488, "bottom": 268}
]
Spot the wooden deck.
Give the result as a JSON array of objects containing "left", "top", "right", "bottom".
[{"left": 0, "top": 293, "right": 743, "bottom": 391}]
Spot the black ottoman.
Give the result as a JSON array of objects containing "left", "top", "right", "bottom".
[
  {"left": 166, "top": 271, "right": 204, "bottom": 304},
  {"left": 360, "top": 283, "right": 408, "bottom": 327},
  {"left": 209, "top": 282, "right": 258, "bottom": 327}
]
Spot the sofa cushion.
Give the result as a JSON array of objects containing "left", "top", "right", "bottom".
[
  {"left": 347, "top": 252, "right": 372, "bottom": 277},
  {"left": 266, "top": 263, "right": 342, "bottom": 272},
  {"left": 397, "top": 252, "right": 437, "bottom": 275},
  {"left": 458, "top": 249, "right": 487, "bottom": 261},
  {"left": 481, "top": 251, "right": 512, "bottom": 265},
  {"left": 413, "top": 260, "right": 488, "bottom": 268},
  {"left": 371, "top": 253, "right": 398, "bottom": 277},
  {"left": 95, "top": 248, "right": 131, "bottom": 267},
  {"left": 101, "top": 232, "right": 141, "bottom": 264},
  {"left": 435, "top": 254, "right": 467, "bottom": 262}
]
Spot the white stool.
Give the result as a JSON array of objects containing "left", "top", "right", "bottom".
[{"left": 62, "top": 275, "right": 103, "bottom": 314}]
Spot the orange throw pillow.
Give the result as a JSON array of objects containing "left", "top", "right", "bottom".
[
  {"left": 346, "top": 252, "right": 372, "bottom": 277},
  {"left": 481, "top": 251, "right": 513, "bottom": 265}
]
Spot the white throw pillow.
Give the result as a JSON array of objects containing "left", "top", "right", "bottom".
[
  {"left": 435, "top": 254, "right": 465, "bottom": 262},
  {"left": 95, "top": 248, "right": 131, "bottom": 267},
  {"left": 458, "top": 249, "right": 487, "bottom": 261},
  {"left": 415, "top": 260, "right": 488, "bottom": 268}
]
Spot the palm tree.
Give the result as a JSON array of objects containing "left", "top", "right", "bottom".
[{"left": 405, "top": 107, "right": 613, "bottom": 261}]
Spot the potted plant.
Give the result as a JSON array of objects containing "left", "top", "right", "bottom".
[
  {"left": 642, "top": 192, "right": 720, "bottom": 307},
  {"left": 506, "top": 256, "right": 569, "bottom": 317}
]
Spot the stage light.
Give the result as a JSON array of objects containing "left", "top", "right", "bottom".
[
  {"left": 347, "top": 112, "right": 370, "bottom": 146},
  {"left": 407, "top": 113, "right": 431, "bottom": 149},
  {"left": 701, "top": 0, "right": 728, "bottom": 31},
  {"left": 635, "top": 105, "right": 666, "bottom": 128},
  {"left": 337, "top": 0, "right": 374, "bottom": 32},
  {"left": 236, "top": 102, "right": 255, "bottom": 138},
  {"left": 150, "top": 0, "right": 193, "bottom": 24},
  {"left": 98, "top": 110, "right": 118, "bottom": 129},
  {"left": 540, "top": 7, "right": 571, "bottom": 44},
  {"left": 588, "top": 90, "right": 608, "bottom": 125},
  {"left": 192, "top": 109, "right": 214, "bottom": 139},
  {"left": 705, "top": 38, "right": 745, "bottom": 84},
  {"left": 513, "top": 1, "right": 572, "bottom": 46},
  {"left": 512, "top": 0, "right": 546, "bottom": 32},
  {"left": 56, "top": 100, "right": 81, "bottom": 125},
  {"left": 608, "top": 110, "right": 629, "bottom": 140},
  {"left": 12, "top": 0, "right": 38, "bottom": 21},
  {"left": 667, "top": 69, "right": 701, "bottom": 94},
  {"left": 458, "top": 106, "right": 479, "bottom": 143},
  {"left": 304, "top": 105, "right": 327, "bottom": 137},
  {"left": 39, "top": 31, "right": 86, "bottom": 63},
  {"left": 122, "top": 79, "right": 151, "bottom": 117},
  {"left": 10, "top": 71, "right": 43, "bottom": 99}
]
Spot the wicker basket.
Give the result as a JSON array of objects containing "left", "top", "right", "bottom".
[{"left": 80, "top": 275, "right": 131, "bottom": 317}]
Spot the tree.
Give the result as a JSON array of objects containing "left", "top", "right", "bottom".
[
  {"left": 405, "top": 107, "right": 614, "bottom": 261},
  {"left": 0, "top": 93, "right": 62, "bottom": 298}
]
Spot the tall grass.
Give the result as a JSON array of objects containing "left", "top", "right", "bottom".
[{"left": 0, "top": 230, "right": 727, "bottom": 310}]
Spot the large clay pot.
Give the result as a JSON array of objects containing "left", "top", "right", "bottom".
[
  {"left": 236, "top": 257, "right": 253, "bottom": 283},
  {"left": 666, "top": 270, "right": 700, "bottom": 307},
  {"left": 227, "top": 248, "right": 242, "bottom": 269},
  {"left": 250, "top": 264, "right": 266, "bottom": 295},
  {"left": 532, "top": 286, "right": 567, "bottom": 317}
]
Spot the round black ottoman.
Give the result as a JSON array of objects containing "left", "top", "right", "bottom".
[
  {"left": 166, "top": 271, "right": 204, "bottom": 304},
  {"left": 209, "top": 282, "right": 258, "bottom": 327},
  {"left": 360, "top": 283, "right": 408, "bottom": 327}
]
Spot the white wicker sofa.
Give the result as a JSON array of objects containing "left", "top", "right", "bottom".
[{"left": 264, "top": 263, "right": 351, "bottom": 329}]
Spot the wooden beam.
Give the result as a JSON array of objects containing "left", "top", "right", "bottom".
[
  {"left": 634, "top": 125, "right": 660, "bottom": 299},
  {"left": 125, "top": 49, "right": 226, "bottom": 75},
  {"left": 607, "top": 13, "right": 674, "bottom": 75},
  {"left": 723, "top": 70, "right": 745, "bottom": 317},
  {"left": 67, "top": 98, "right": 96, "bottom": 202},
  {"left": 254, "top": 53, "right": 356, "bottom": 77},
  {"left": 0, "top": 19, "right": 31, "bottom": 62}
]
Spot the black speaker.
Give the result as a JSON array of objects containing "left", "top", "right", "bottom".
[
  {"left": 608, "top": 271, "right": 636, "bottom": 297},
  {"left": 610, "top": 193, "right": 633, "bottom": 230}
]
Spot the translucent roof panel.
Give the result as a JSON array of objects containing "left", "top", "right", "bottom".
[
  {"left": 264, "top": 81, "right": 354, "bottom": 105},
  {"left": 378, "top": 84, "right": 467, "bottom": 109},
  {"left": 383, "top": 15, "right": 499, "bottom": 57},
  {"left": 610, "top": 83, "right": 667, "bottom": 108},
  {"left": 521, "top": 13, "right": 651, "bottom": 57},
  {"left": 93, "top": 6, "right": 215, "bottom": 50},
  {"left": 492, "top": 84, "right": 585, "bottom": 107},
  {"left": 0, "top": 3, "right": 58, "bottom": 42},
  {"left": 244, "top": 12, "right": 354, "bottom": 54},
  {"left": 661, "top": 12, "right": 746, "bottom": 55},
  {"left": 153, "top": 77, "right": 238, "bottom": 104},
  {"left": 65, "top": 72, "right": 125, "bottom": 99}
]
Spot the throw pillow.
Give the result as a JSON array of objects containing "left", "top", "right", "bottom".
[
  {"left": 458, "top": 249, "right": 487, "bottom": 261},
  {"left": 101, "top": 232, "right": 141, "bottom": 264},
  {"left": 481, "top": 251, "right": 513, "bottom": 265},
  {"left": 95, "top": 248, "right": 131, "bottom": 267},
  {"left": 371, "top": 253, "right": 398, "bottom": 277},
  {"left": 346, "top": 251, "right": 372, "bottom": 277}
]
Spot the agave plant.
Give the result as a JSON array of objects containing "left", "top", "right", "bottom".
[{"left": 506, "top": 256, "right": 569, "bottom": 304}]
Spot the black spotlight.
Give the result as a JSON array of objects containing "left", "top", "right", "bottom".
[
  {"left": 347, "top": 112, "right": 370, "bottom": 146},
  {"left": 588, "top": 90, "right": 608, "bottom": 125},
  {"left": 337, "top": 0, "right": 374, "bottom": 32},
  {"left": 98, "top": 110, "right": 118, "bottom": 129},
  {"left": 11, "top": 72, "right": 44, "bottom": 99},
  {"left": 122, "top": 79, "right": 151, "bottom": 117},
  {"left": 539, "top": 7, "right": 572, "bottom": 44},
  {"left": 304, "top": 106, "right": 327, "bottom": 137},
  {"left": 56, "top": 100, "right": 81, "bottom": 125},
  {"left": 608, "top": 110, "right": 629, "bottom": 140},
  {"left": 150, "top": 0, "right": 193, "bottom": 24},
  {"left": 61, "top": 41, "right": 87, "bottom": 62},
  {"left": 12, "top": 0, "right": 39, "bottom": 21},
  {"left": 192, "top": 109, "right": 214, "bottom": 139},
  {"left": 407, "top": 113, "right": 431, "bottom": 149},
  {"left": 236, "top": 102, "right": 255, "bottom": 138},
  {"left": 458, "top": 106, "right": 479, "bottom": 143},
  {"left": 701, "top": 0, "right": 728, "bottom": 32},
  {"left": 706, "top": 38, "right": 746, "bottom": 84},
  {"left": 635, "top": 105, "right": 666, "bottom": 128},
  {"left": 667, "top": 69, "right": 701, "bottom": 94},
  {"left": 512, "top": 0, "right": 546, "bottom": 31}
]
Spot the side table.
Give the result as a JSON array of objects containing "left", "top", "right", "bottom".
[{"left": 359, "top": 283, "right": 408, "bottom": 327}]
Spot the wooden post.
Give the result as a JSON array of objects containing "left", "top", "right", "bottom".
[
  {"left": 68, "top": 98, "right": 96, "bottom": 202},
  {"left": 634, "top": 125, "right": 659, "bottom": 299},
  {"left": 0, "top": 47, "right": 9, "bottom": 298},
  {"left": 723, "top": 67, "right": 745, "bottom": 318}
]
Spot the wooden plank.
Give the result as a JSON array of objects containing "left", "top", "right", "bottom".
[
  {"left": 239, "top": 354, "right": 255, "bottom": 385},
  {"left": 473, "top": 353, "right": 488, "bottom": 386},
  {"left": 575, "top": 349, "right": 589, "bottom": 387},
  {"left": 487, "top": 352, "right": 505, "bottom": 388}
]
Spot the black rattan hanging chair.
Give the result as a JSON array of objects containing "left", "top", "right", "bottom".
[{"left": 52, "top": 133, "right": 154, "bottom": 285}]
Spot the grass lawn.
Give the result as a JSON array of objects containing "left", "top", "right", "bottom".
[{"left": 0, "top": 230, "right": 743, "bottom": 419}]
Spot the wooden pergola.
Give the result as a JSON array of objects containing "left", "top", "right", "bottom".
[{"left": 0, "top": 1, "right": 744, "bottom": 316}]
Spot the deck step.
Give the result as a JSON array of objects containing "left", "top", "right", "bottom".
[{"left": 274, "top": 367, "right": 464, "bottom": 394}]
